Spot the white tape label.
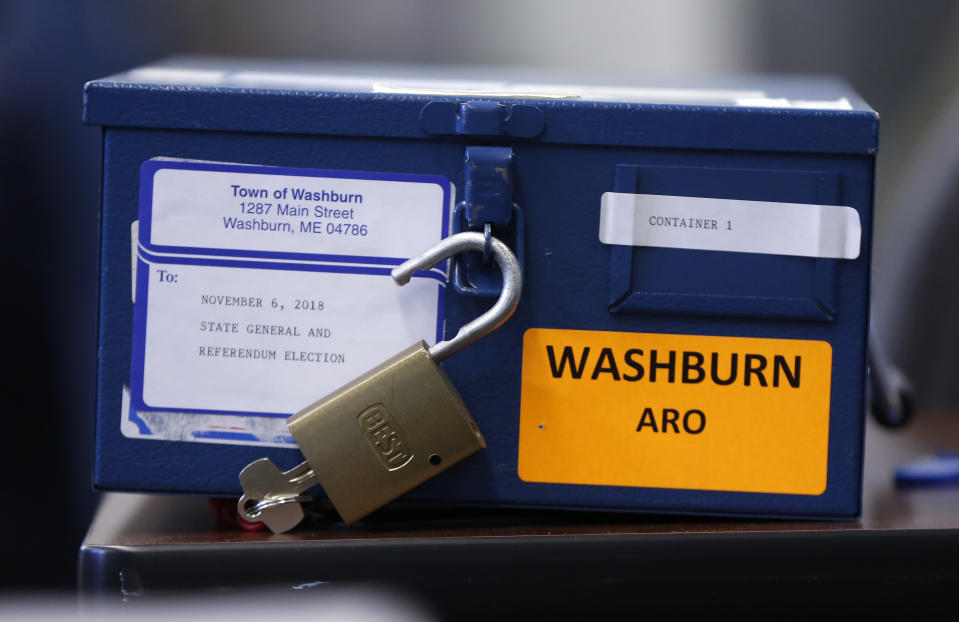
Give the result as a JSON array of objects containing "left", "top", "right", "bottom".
[{"left": 599, "top": 192, "right": 861, "bottom": 260}]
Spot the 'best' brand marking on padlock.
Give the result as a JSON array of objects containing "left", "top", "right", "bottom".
[
  {"left": 358, "top": 404, "right": 413, "bottom": 471},
  {"left": 518, "top": 329, "right": 832, "bottom": 496}
]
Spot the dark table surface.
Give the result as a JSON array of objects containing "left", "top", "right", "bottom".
[{"left": 79, "top": 412, "right": 959, "bottom": 619}]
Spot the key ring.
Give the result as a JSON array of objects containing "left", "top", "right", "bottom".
[{"left": 244, "top": 495, "right": 314, "bottom": 519}]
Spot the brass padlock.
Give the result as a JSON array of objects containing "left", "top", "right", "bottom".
[{"left": 237, "top": 232, "right": 521, "bottom": 532}]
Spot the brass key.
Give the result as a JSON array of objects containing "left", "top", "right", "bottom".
[{"left": 238, "top": 232, "right": 521, "bottom": 532}]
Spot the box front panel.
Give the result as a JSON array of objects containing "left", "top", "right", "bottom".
[{"left": 96, "top": 125, "right": 872, "bottom": 517}]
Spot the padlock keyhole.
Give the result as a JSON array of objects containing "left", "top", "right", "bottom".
[{"left": 428, "top": 454, "right": 443, "bottom": 466}]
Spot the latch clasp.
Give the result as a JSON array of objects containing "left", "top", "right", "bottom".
[{"left": 452, "top": 146, "right": 525, "bottom": 297}]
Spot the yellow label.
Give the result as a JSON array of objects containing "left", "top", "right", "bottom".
[{"left": 518, "top": 329, "right": 832, "bottom": 495}]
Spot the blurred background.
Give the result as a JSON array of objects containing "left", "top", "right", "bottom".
[{"left": 2, "top": 0, "right": 959, "bottom": 590}]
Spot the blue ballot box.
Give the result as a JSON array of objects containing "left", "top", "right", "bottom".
[{"left": 84, "top": 58, "right": 877, "bottom": 519}]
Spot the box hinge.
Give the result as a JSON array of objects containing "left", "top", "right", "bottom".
[{"left": 420, "top": 101, "right": 545, "bottom": 138}]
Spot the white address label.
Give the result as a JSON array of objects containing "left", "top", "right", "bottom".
[
  {"left": 145, "top": 161, "right": 446, "bottom": 258},
  {"left": 599, "top": 192, "right": 861, "bottom": 259}
]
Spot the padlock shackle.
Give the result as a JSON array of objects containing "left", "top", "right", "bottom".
[{"left": 391, "top": 232, "right": 522, "bottom": 362}]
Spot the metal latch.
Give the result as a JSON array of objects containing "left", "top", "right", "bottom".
[{"left": 452, "top": 146, "right": 525, "bottom": 297}]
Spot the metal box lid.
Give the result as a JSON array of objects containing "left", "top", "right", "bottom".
[{"left": 83, "top": 57, "right": 877, "bottom": 155}]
